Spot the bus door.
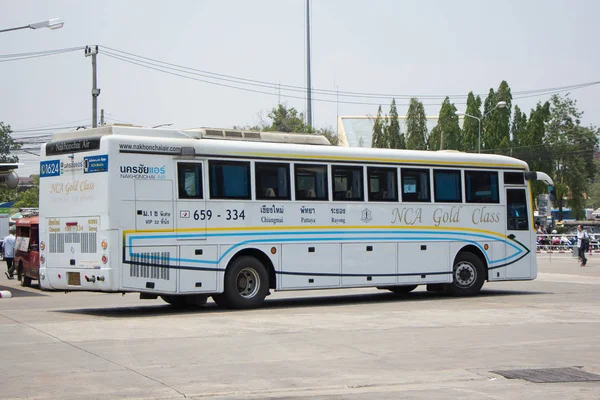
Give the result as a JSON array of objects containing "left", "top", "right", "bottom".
[
  {"left": 504, "top": 188, "right": 533, "bottom": 278},
  {"left": 175, "top": 162, "right": 207, "bottom": 240},
  {"left": 126, "top": 179, "right": 177, "bottom": 293}
]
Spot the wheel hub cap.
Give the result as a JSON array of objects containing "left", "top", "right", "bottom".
[
  {"left": 455, "top": 262, "right": 476, "bottom": 288},
  {"left": 236, "top": 267, "right": 260, "bottom": 298}
]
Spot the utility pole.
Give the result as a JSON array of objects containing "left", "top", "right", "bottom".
[
  {"left": 100, "top": 109, "right": 105, "bottom": 126},
  {"left": 306, "top": 0, "right": 312, "bottom": 129},
  {"left": 85, "top": 45, "right": 100, "bottom": 128}
]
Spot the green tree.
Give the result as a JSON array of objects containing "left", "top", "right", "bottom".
[
  {"left": 315, "top": 127, "right": 339, "bottom": 146},
  {"left": 387, "top": 99, "right": 405, "bottom": 149},
  {"left": 14, "top": 175, "right": 39, "bottom": 208},
  {"left": 510, "top": 105, "right": 528, "bottom": 149},
  {"left": 461, "top": 92, "right": 482, "bottom": 152},
  {"left": 405, "top": 98, "right": 428, "bottom": 150},
  {"left": 430, "top": 97, "right": 461, "bottom": 151},
  {"left": 264, "top": 104, "right": 307, "bottom": 133},
  {"left": 482, "top": 81, "right": 512, "bottom": 151},
  {"left": 240, "top": 104, "right": 339, "bottom": 145},
  {"left": 524, "top": 101, "right": 552, "bottom": 202},
  {"left": 545, "top": 94, "right": 598, "bottom": 220},
  {"left": 371, "top": 106, "right": 386, "bottom": 148},
  {"left": 0, "top": 122, "right": 20, "bottom": 163}
]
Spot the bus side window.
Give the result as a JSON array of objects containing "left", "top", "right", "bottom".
[
  {"left": 255, "top": 162, "right": 291, "bottom": 200},
  {"left": 177, "top": 163, "right": 203, "bottom": 199},
  {"left": 332, "top": 165, "right": 363, "bottom": 201},
  {"left": 434, "top": 169, "right": 462, "bottom": 203},
  {"left": 465, "top": 171, "right": 499, "bottom": 203},
  {"left": 367, "top": 167, "right": 398, "bottom": 202},
  {"left": 209, "top": 161, "right": 251, "bottom": 200},
  {"left": 401, "top": 168, "right": 431, "bottom": 202},
  {"left": 294, "top": 164, "right": 328, "bottom": 201}
]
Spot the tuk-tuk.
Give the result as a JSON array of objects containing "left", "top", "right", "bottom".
[{"left": 15, "top": 215, "right": 39, "bottom": 287}]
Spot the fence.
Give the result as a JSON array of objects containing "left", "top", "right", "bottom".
[{"left": 535, "top": 234, "right": 600, "bottom": 259}]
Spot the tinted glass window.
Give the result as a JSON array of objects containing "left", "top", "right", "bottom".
[
  {"left": 368, "top": 167, "right": 398, "bottom": 202},
  {"left": 255, "top": 162, "right": 290, "bottom": 200},
  {"left": 332, "top": 165, "right": 364, "bottom": 201},
  {"left": 294, "top": 164, "right": 328, "bottom": 201},
  {"left": 504, "top": 172, "right": 525, "bottom": 185},
  {"left": 466, "top": 171, "right": 499, "bottom": 203},
  {"left": 401, "top": 169, "right": 430, "bottom": 202},
  {"left": 434, "top": 170, "right": 462, "bottom": 203},
  {"left": 507, "top": 189, "right": 529, "bottom": 230},
  {"left": 178, "top": 163, "right": 203, "bottom": 199},
  {"left": 209, "top": 161, "right": 251, "bottom": 200}
]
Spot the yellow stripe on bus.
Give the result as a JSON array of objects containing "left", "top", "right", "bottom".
[
  {"left": 233, "top": 152, "right": 526, "bottom": 169},
  {"left": 123, "top": 224, "right": 509, "bottom": 239}
]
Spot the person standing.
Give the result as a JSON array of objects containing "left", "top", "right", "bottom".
[
  {"left": 577, "top": 225, "right": 589, "bottom": 267},
  {"left": 3, "top": 226, "right": 16, "bottom": 279}
]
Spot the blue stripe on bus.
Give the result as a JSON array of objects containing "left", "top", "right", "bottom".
[{"left": 125, "top": 229, "right": 527, "bottom": 267}]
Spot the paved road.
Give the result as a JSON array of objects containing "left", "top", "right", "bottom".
[{"left": 1, "top": 255, "right": 599, "bottom": 399}]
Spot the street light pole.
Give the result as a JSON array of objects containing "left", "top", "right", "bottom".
[
  {"left": 456, "top": 101, "right": 507, "bottom": 153},
  {"left": 85, "top": 46, "right": 100, "bottom": 128},
  {"left": 0, "top": 18, "right": 64, "bottom": 33}
]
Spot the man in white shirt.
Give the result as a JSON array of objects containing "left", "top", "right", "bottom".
[
  {"left": 577, "top": 225, "right": 589, "bottom": 267},
  {"left": 3, "top": 226, "right": 16, "bottom": 279}
]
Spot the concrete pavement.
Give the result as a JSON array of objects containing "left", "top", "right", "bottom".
[{"left": 0, "top": 255, "right": 599, "bottom": 399}]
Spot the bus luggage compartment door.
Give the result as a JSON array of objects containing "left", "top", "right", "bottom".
[
  {"left": 397, "top": 242, "right": 451, "bottom": 284},
  {"left": 281, "top": 243, "right": 341, "bottom": 289},
  {"left": 178, "top": 245, "right": 218, "bottom": 292}
]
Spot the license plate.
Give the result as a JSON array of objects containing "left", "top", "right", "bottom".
[{"left": 68, "top": 272, "right": 81, "bottom": 286}]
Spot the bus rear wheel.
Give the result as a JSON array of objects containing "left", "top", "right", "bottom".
[
  {"left": 213, "top": 256, "right": 269, "bottom": 309},
  {"left": 446, "top": 252, "right": 485, "bottom": 296}
]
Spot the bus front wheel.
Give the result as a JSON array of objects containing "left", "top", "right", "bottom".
[
  {"left": 213, "top": 256, "right": 269, "bottom": 309},
  {"left": 446, "top": 252, "right": 485, "bottom": 296}
]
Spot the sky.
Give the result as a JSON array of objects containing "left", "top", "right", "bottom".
[{"left": 1, "top": 0, "right": 599, "bottom": 177}]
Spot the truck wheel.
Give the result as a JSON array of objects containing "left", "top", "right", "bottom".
[
  {"left": 215, "top": 256, "right": 269, "bottom": 309},
  {"left": 446, "top": 252, "right": 485, "bottom": 296},
  {"left": 21, "top": 275, "right": 32, "bottom": 287}
]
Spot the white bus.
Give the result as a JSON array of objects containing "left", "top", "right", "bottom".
[{"left": 38, "top": 126, "right": 555, "bottom": 309}]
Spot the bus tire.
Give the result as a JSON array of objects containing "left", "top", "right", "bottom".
[
  {"left": 217, "top": 256, "right": 269, "bottom": 309},
  {"left": 387, "top": 285, "right": 418, "bottom": 294},
  {"left": 446, "top": 251, "right": 485, "bottom": 296}
]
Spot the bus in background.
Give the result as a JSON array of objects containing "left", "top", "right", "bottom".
[
  {"left": 15, "top": 213, "right": 40, "bottom": 287},
  {"left": 38, "top": 126, "right": 555, "bottom": 309},
  {"left": 549, "top": 208, "right": 594, "bottom": 222}
]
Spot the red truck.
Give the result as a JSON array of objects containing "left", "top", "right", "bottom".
[{"left": 15, "top": 215, "right": 40, "bottom": 287}]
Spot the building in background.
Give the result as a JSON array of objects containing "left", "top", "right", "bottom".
[{"left": 337, "top": 116, "right": 440, "bottom": 148}]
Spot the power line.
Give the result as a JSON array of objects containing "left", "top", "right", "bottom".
[
  {"left": 12, "top": 117, "right": 90, "bottom": 132},
  {"left": 0, "top": 46, "right": 84, "bottom": 63},
  {"left": 10, "top": 125, "right": 86, "bottom": 133},
  {"left": 100, "top": 50, "right": 460, "bottom": 106},
  {"left": 101, "top": 45, "right": 600, "bottom": 101}
]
